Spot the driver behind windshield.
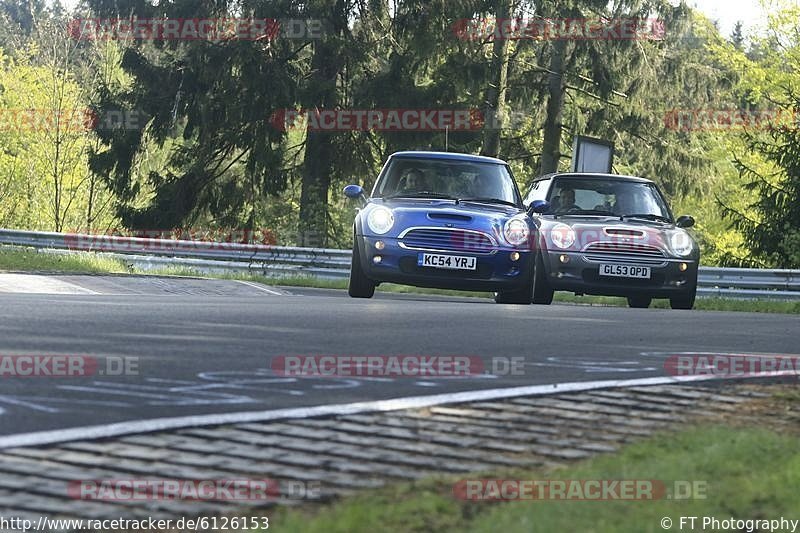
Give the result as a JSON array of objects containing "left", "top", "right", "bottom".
[
  {"left": 557, "top": 187, "right": 580, "bottom": 213},
  {"left": 399, "top": 169, "right": 426, "bottom": 193}
]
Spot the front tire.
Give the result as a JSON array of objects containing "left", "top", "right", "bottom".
[
  {"left": 348, "top": 239, "right": 375, "bottom": 298},
  {"left": 627, "top": 296, "right": 651, "bottom": 308},
  {"left": 531, "top": 252, "right": 554, "bottom": 305},
  {"left": 670, "top": 288, "right": 696, "bottom": 310},
  {"left": 494, "top": 262, "right": 533, "bottom": 305}
]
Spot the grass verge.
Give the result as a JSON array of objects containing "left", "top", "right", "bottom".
[
  {"left": 1, "top": 246, "right": 798, "bottom": 313},
  {"left": 267, "top": 423, "right": 800, "bottom": 533},
  {"left": 0, "top": 247, "right": 131, "bottom": 274}
]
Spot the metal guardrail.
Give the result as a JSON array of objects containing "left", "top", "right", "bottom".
[
  {"left": 0, "top": 228, "right": 352, "bottom": 279},
  {"left": 1, "top": 228, "right": 798, "bottom": 299},
  {"left": 697, "top": 267, "right": 800, "bottom": 300}
]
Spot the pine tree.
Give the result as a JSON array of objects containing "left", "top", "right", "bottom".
[
  {"left": 86, "top": 0, "right": 302, "bottom": 230},
  {"left": 730, "top": 21, "right": 744, "bottom": 51},
  {"left": 722, "top": 104, "right": 800, "bottom": 267},
  {"left": 714, "top": 3, "right": 800, "bottom": 267}
]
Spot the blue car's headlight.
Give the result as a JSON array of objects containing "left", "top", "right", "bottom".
[
  {"left": 504, "top": 217, "right": 530, "bottom": 246},
  {"left": 367, "top": 206, "right": 394, "bottom": 234},
  {"left": 669, "top": 230, "right": 694, "bottom": 257}
]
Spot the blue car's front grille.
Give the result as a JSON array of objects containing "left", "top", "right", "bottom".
[{"left": 400, "top": 228, "right": 496, "bottom": 254}]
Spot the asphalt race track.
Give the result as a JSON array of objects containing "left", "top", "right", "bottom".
[{"left": 0, "top": 274, "right": 796, "bottom": 436}]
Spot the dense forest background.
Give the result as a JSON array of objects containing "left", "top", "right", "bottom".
[{"left": 0, "top": 0, "right": 798, "bottom": 267}]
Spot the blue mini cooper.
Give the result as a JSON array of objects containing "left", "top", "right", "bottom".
[{"left": 343, "top": 151, "right": 537, "bottom": 304}]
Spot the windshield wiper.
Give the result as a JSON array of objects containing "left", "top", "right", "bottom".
[
  {"left": 457, "top": 197, "right": 518, "bottom": 207},
  {"left": 384, "top": 192, "right": 457, "bottom": 200},
  {"left": 621, "top": 213, "right": 671, "bottom": 223}
]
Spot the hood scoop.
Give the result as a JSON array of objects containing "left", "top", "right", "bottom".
[
  {"left": 604, "top": 227, "right": 645, "bottom": 238},
  {"left": 427, "top": 213, "right": 472, "bottom": 223}
]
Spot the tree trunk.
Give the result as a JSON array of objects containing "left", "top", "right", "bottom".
[
  {"left": 298, "top": 128, "right": 335, "bottom": 246},
  {"left": 480, "top": 0, "right": 512, "bottom": 158},
  {"left": 539, "top": 39, "right": 567, "bottom": 174},
  {"left": 297, "top": 5, "right": 345, "bottom": 247}
]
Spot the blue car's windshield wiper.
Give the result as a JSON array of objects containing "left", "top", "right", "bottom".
[
  {"left": 383, "top": 192, "right": 457, "bottom": 200},
  {"left": 621, "top": 213, "right": 671, "bottom": 223},
  {"left": 457, "top": 197, "right": 517, "bottom": 207}
]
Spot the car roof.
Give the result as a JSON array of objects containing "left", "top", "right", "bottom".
[
  {"left": 534, "top": 172, "right": 655, "bottom": 184},
  {"left": 390, "top": 151, "right": 507, "bottom": 165}
]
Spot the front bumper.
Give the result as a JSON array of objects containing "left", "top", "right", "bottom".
[
  {"left": 542, "top": 250, "right": 698, "bottom": 297},
  {"left": 357, "top": 235, "right": 533, "bottom": 291}
]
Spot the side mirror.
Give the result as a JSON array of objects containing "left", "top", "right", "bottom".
[
  {"left": 343, "top": 184, "right": 364, "bottom": 199},
  {"left": 343, "top": 184, "right": 368, "bottom": 206},
  {"left": 675, "top": 215, "right": 695, "bottom": 228},
  {"left": 528, "top": 200, "right": 551, "bottom": 215}
]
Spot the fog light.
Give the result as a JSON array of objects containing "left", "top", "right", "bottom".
[
  {"left": 559, "top": 254, "right": 570, "bottom": 264},
  {"left": 510, "top": 251, "right": 520, "bottom": 261},
  {"left": 375, "top": 240, "right": 385, "bottom": 250},
  {"left": 679, "top": 262, "right": 688, "bottom": 272},
  {"left": 373, "top": 255, "right": 382, "bottom": 264}
]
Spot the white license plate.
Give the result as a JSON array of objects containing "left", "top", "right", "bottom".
[
  {"left": 417, "top": 253, "right": 476, "bottom": 270},
  {"left": 599, "top": 263, "right": 651, "bottom": 279}
]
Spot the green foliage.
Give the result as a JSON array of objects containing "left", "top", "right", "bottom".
[
  {"left": 267, "top": 425, "right": 800, "bottom": 532},
  {"left": 0, "top": 43, "right": 116, "bottom": 231},
  {"left": 0, "top": 246, "right": 130, "bottom": 272},
  {"left": 87, "top": 0, "right": 302, "bottom": 231},
  {"left": 0, "top": 0, "right": 795, "bottom": 265},
  {"left": 725, "top": 123, "right": 800, "bottom": 267},
  {"left": 709, "top": 4, "right": 800, "bottom": 267}
]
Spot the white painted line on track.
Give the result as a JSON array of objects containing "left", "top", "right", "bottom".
[
  {"left": 0, "top": 372, "right": 793, "bottom": 449},
  {"left": 0, "top": 274, "right": 99, "bottom": 295},
  {"left": 235, "top": 280, "right": 284, "bottom": 295}
]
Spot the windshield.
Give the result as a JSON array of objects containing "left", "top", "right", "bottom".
[
  {"left": 373, "top": 157, "right": 521, "bottom": 205},
  {"left": 547, "top": 177, "right": 672, "bottom": 221}
]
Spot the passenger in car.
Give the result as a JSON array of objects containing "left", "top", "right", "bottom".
[
  {"left": 471, "top": 173, "right": 497, "bottom": 198},
  {"left": 614, "top": 189, "right": 637, "bottom": 215}
]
